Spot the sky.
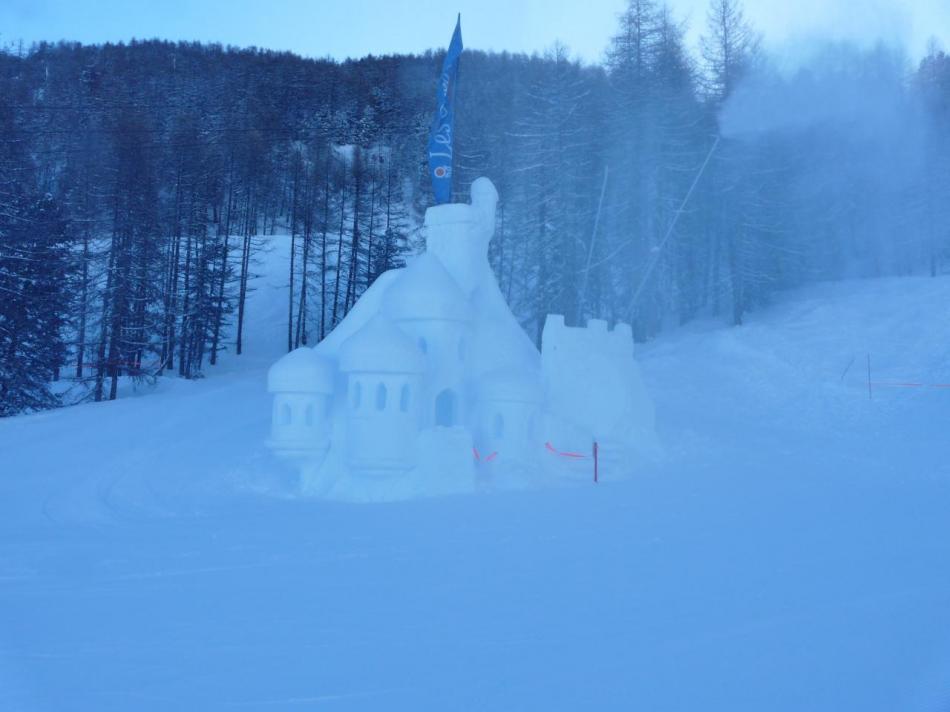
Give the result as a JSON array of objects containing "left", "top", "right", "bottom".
[{"left": 1, "top": 0, "right": 948, "bottom": 65}]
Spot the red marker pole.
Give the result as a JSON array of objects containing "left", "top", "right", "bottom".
[{"left": 593, "top": 441, "right": 599, "bottom": 484}]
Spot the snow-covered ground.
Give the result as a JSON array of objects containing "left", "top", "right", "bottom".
[{"left": 1, "top": 236, "right": 949, "bottom": 711}]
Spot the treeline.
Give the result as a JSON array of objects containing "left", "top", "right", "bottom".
[
  {"left": 1, "top": 0, "right": 949, "bottom": 415},
  {"left": 0, "top": 40, "right": 426, "bottom": 414}
]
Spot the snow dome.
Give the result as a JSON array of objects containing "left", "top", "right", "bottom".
[
  {"left": 266, "top": 177, "right": 656, "bottom": 501},
  {"left": 267, "top": 347, "right": 334, "bottom": 394},
  {"left": 338, "top": 314, "right": 425, "bottom": 375},
  {"left": 382, "top": 252, "right": 470, "bottom": 324}
]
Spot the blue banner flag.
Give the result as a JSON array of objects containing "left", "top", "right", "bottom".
[{"left": 428, "top": 15, "right": 463, "bottom": 204}]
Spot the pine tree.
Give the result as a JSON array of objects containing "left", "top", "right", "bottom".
[
  {"left": 508, "top": 45, "right": 602, "bottom": 341},
  {"left": 700, "top": 0, "right": 762, "bottom": 325},
  {"left": 916, "top": 44, "right": 950, "bottom": 276},
  {"left": 0, "top": 192, "right": 73, "bottom": 415}
]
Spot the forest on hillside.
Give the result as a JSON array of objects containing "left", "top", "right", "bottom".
[{"left": 1, "top": 0, "right": 949, "bottom": 416}]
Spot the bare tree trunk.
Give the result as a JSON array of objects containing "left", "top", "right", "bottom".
[
  {"left": 331, "top": 156, "right": 347, "bottom": 328},
  {"left": 295, "top": 169, "right": 316, "bottom": 348},
  {"left": 192, "top": 220, "right": 208, "bottom": 373},
  {"left": 236, "top": 189, "right": 254, "bottom": 356},
  {"left": 210, "top": 156, "right": 235, "bottom": 365},
  {"left": 108, "top": 214, "right": 129, "bottom": 402},
  {"left": 365, "top": 156, "right": 378, "bottom": 287},
  {"left": 131, "top": 230, "right": 149, "bottom": 373},
  {"left": 344, "top": 160, "right": 363, "bottom": 313},
  {"left": 287, "top": 157, "right": 300, "bottom": 352},
  {"left": 320, "top": 148, "right": 332, "bottom": 340},
  {"left": 728, "top": 232, "right": 743, "bottom": 326},
  {"left": 75, "top": 220, "right": 91, "bottom": 379},
  {"left": 163, "top": 160, "right": 184, "bottom": 371},
  {"left": 178, "top": 194, "right": 194, "bottom": 377},
  {"left": 94, "top": 206, "right": 118, "bottom": 402}
]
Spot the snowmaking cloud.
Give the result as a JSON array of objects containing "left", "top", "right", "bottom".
[
  {"left": 717, "top": 41, "right": 918, "bottom": 141},
  {"left": 712, "top": 0, "right": 943, "bottom": 66}
]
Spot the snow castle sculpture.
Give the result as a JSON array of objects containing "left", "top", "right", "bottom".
[{"left": 267, "top": 177, "right": 656, "bottom": 500}]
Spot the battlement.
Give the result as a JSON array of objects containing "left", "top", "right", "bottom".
[
  {"left": 541, "top": 314, "right": 633, "bottom": 360},
  {"left": 540, "top": 313, "right": 645, "bottom": 446}
]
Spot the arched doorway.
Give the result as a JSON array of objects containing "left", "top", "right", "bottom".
[{"left": 434, "top": 389, "right": 458, "bottom": 427}]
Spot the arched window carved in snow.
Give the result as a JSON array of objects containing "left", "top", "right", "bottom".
[
  {"left": 400, "top": 383, "right": 410, "bottom": 413},
  {"left": 305, "top": 404, "right": 314, "bottom": 427},
  {"left": 280, "top": 403, "right": 292, "bottom": 426},
  {"left": 376, "top": 382, "right": 388, "bottom": 411},
  {"left": 418, "top": 337, "right": 428, "bottom": 354},
  {"left": 435, "top": 389, "right": 458, "bottom": 427},
  {"left": 351, "top": 381, "right": 362, "bottom": 410},
  {"left": 493, "top": 413, "right": 504, "bottom": 439}
]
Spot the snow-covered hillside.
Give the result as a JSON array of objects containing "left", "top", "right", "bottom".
[{"left": 1, "top": 236, "right": 949, "bottom": 711}]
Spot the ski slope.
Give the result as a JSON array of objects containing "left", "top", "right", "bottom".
[{"left": 1, "top": 235, "right": 949, "bottom": 711}]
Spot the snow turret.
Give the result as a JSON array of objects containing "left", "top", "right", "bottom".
[
  {"left": 338, "top": 315, "right": 425, "bottom": 476},
  {"left": 423, "top": 177, "right": 498, "bottom": 294},
  {"left": 266, "top": 348, "right": 335, "bottom": 464},
  {"left": 469, "top": 176, "right": 499, "bottom": 248},
  {"left": 541, "top": 315, "right": 655, "bottom": 474},
  {"left": 475, "top": 368, "right": 543, "bottom": 466},
  {"left": 383, "top": 253, "right": 472, "bottom": 428}
]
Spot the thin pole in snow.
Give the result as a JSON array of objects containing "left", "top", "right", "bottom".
[
  {"left": 593, "top": 441, "right": 599, "bottom": 484},
  {"left": 867, "top": 353, "right": 872, "bottom": 400},
  {"left": 840, "top": 355, "right": 855, "bottom": 383}
]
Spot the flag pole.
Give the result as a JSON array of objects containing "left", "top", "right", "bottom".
[{"left": 427, "top": 15, "right": 463, "bottom": 205}]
